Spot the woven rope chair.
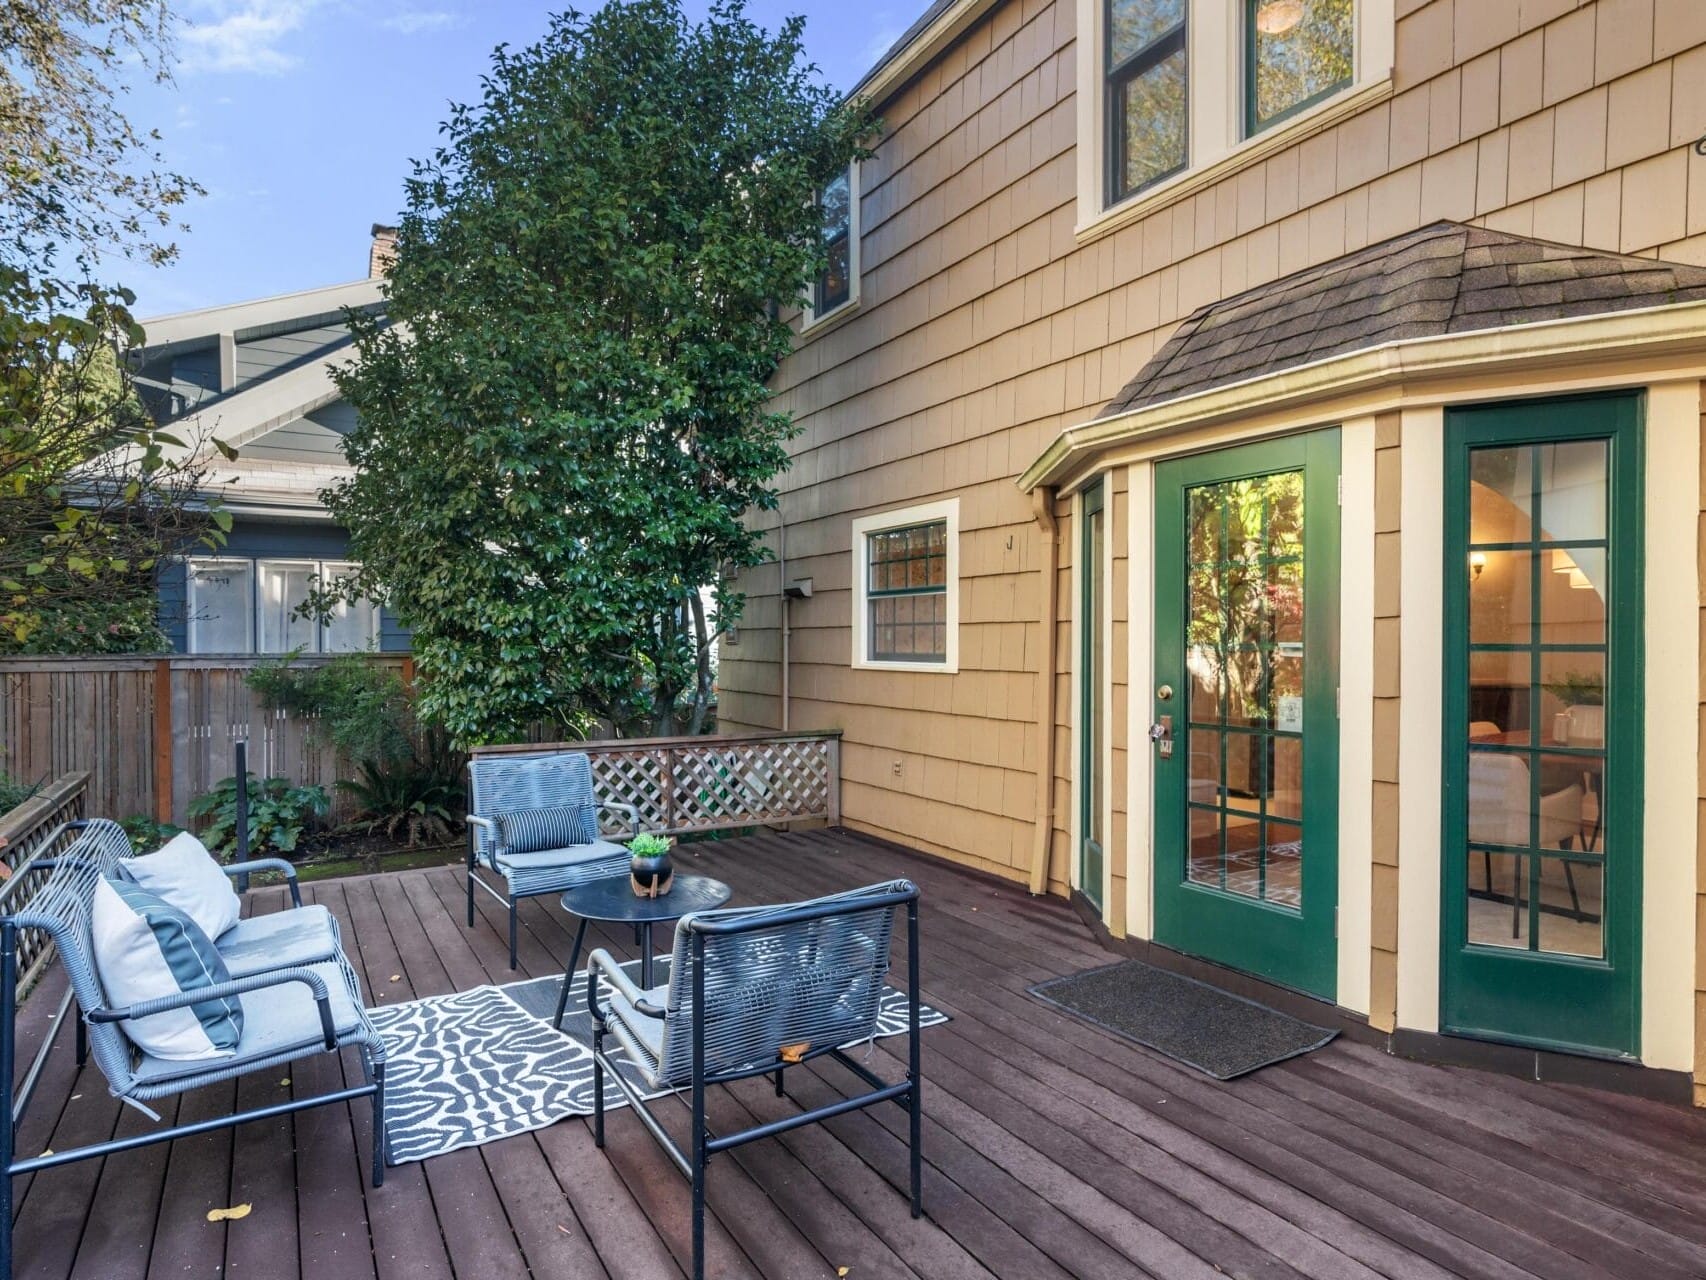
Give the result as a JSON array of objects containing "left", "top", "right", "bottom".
[
  {"left": 0, "top": 820, "right": 387, "bottom": 1280},
  {"left": 587, "top": 879, "right": 923, "bottom": 1280},
  {"left": 466, "top": 752, "right": 640, "bottom": 968}
]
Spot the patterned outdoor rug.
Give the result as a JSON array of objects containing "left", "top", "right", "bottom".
[{"left": 369, "top": 962, "right": 947, "bottom": 1165}]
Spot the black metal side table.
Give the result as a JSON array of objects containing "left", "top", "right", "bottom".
[{"left": 552, "top": 873, "right": 732, "bottom": 1029}]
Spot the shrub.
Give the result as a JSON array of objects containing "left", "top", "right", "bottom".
[
  {"left": 246, "top": 653, "right": 413, "bottom": 765},
  {"left": 0, "top": 771, "right": 36, "bottom": 815},
  {"left": 119, "top": 814, "right": 182, "bottom": 854},
  {"left": 188, "top": 774, "right": 329, "bottom": 858},
  {"left": 338, "top": 737, "right": 464, "bottom": 848}
]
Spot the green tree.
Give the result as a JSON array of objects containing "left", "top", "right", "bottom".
[
  {"left": 0, "top": 0, "right": 200, "bottom": 275},
  {"left": 0, "top": 268, "right": 228, "bottom": 653},
  {"left": 325, "top": 0, "right": 874, "bottom": 745}
]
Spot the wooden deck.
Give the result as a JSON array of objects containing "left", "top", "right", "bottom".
[{"left": 13, "top": 827, "right": 1706, "bottom": 1280}]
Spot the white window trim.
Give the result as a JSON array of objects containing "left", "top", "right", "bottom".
[
  {"left": 1075, "top": 0, "right": 1395, "bottom": 247},
  {"left": 850, "top": 498, "right": 960, "bottom": 673},
  {"left": 186, "top": 557, "right": 255, "bottom": 655},
  {"left": 186, "top": 555, "right": 380, "bottom": 655},
  {"left": 800, "top": 160, "right": 861, "bottom": 333}
]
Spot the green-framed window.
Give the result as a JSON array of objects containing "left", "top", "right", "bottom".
[
  {"left": 865, "top": 521, "right": 948, "bottom": 663},
  {"left": 1106, "top": 0, "right": 1188, "bottom": 205},
  {"left": 1245, "top": 0, "right": 1354, "bottom": 137},
  {"left": 1441, "top": 393, "right": 1642, "bottom": 1058}
]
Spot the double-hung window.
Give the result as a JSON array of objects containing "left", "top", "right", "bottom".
[
  {"left": 851, "top": 500, "right": 959, "bottom": 671},
  {"left": 1106, "top": 0, "right": 1189, "bottom": 205}
]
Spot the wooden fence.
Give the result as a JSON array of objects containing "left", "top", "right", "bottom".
[
  {"left": 0, "top": 771, "right": 90, "bottom": 996},
  {"left": 472, "top": 731, "right": 841, "bottom": 837},
  {"left": 0, "top": 656, "right": 412, "bottom": 826}
]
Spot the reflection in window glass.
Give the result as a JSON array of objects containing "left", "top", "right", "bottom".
[
  {"left": 814, "top": 169, "right": 852, "bottom": 315},
  {"left": 1107, "top": 0, "right": 1188, "bottom": 202},
  {"left": 1247, "top": 0, "right": 1354, "bottom": 134}
]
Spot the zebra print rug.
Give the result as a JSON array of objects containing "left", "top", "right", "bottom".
[{"left": 369, "top": 963, "right": 946, "bottom": 1165}]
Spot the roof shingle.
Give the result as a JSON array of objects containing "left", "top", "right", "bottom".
[{"left": 1097, "top": 222, "right": 1706, "bottom": 419}]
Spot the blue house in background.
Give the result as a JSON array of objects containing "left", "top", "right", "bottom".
[{"left": 134, "top": 228, "right": 411, "bottom": 656}]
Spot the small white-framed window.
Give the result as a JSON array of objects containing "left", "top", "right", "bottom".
[
  {"left": 187, "top": 559, "right": 254, "bottom": 654},
  {"left": 803, "top": 162, "right": 859, "bottom": 328},
  {"left": 185, "top": 556, "right": 380, "bottom": 654},
  {"left": 850, "top": 499, "right": 959, "bottom": 673}
]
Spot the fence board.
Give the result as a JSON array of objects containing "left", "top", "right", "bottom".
[{"left": 0, "top": 656, "right": 408, "bottom": 825}]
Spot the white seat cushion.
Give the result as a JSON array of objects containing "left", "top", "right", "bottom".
[
  {"left": 92, "top": 877, "right": 243, "bottom": 1062},
  {"left": 122, "top": 832, "right": 242, "bottom": 941}
]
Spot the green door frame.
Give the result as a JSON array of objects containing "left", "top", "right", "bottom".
[
  {"left": 1152, "top": 429, "right": 1341, "bottom": 1000},
  {"left": 1079, "top": 479, "right": 1106, "bottom": 913},
  {"left": 1440, "top": 393, "right": 1643, "bottom": 1058}
]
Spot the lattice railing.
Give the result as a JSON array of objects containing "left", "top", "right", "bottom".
[
  {"left": 0, "top": 772, "right": 90, "bottom": 996},
  {"left": 471, "top": 732, "right": 841, "bottom": 838}
]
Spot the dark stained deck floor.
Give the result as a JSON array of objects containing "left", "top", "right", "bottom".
[{"left": 13, "top": 827, "right": 1706, "bottom": 1280}]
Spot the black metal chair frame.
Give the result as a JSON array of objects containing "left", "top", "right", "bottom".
[
  {"left": 587, "top": 884, "right": 923, "bottom": 1280},
  {"left": 0, "top": 823, "right": 386, "bottom": 1280}
]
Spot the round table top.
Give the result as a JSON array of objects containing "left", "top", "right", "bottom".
[{"left": 560, "top": 872, "right": 732, "bottom": 925}]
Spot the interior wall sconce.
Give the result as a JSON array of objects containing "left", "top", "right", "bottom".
[{"left": 1469, "top": 551, "right": 1487, "bottom": 582}]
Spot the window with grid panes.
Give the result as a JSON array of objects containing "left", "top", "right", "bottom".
[{"left": 865, "top": 521, "right": 948, "bottom": 662}]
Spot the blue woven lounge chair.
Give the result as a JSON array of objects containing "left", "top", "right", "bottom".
[
  {"left": 0, "top": 819, "right": 386, "bottom": 1280},
  {"left": 465, "top": 751, "right": 640, "bottom": 969},
  {"left": 587, "top": 879, "right": 923, "bottom": 1280}
]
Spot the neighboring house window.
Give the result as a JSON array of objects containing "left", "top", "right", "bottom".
[
  {"left": 1106, "top": 0, "right": 1189, "bottom": 204},
  {"left": 808, "top": 164, "right": 858, "bottom": 324},
  {"left": 188, "top": 557, "right": 380, "bottom": 654},
  {"left": 850, "top": 499, "right": 959, "bottom": 672},
  {"left": 1246, "top": 0, "right": 1353, "bottom": 135}
]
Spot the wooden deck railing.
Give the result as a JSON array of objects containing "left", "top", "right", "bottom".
[
  {"left": 472, "top": 731, "right": 841, "bottom": 837},
  {"left": 0, "top": 771, "right": 90, "bottom": 995}
]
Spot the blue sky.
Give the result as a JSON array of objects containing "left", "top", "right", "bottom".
[{"left": 131, "top": 1, "right": 914, "bottom": 318}]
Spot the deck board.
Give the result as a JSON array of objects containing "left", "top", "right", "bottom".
[{"left": 11, "top": 827, "right": 1706, "bottom": 1280}]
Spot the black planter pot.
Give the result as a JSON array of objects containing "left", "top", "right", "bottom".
[{"left": 630, "top": 850, "right": 674, "bottom": 898}]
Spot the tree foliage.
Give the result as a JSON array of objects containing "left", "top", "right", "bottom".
[
  {"left": 0, "top": 0, "right": 200, "bottom": 275},
  {"left": 326, "top": 0, "right": 875, "bottom": 745},
  {"left": 0, "top": 267, "right": 228, "bottom": 652}
]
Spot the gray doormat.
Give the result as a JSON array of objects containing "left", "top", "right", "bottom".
[{"left": 1028, "top": 959, "right": 1337, "bottom": 1080}]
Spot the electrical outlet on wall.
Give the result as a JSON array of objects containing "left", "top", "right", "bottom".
[{"left": 892, "top": 758, "right": 903, "bottom": 778}]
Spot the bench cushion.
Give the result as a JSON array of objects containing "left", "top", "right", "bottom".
[
  {"left": 494, "top": 839, "right": 629, "bottom": 896},
  {"left": 121, "top": 832, "right": 242, "bottom": 941},
  {"left": 216, "top": 905, "right": 341, "bottom": 978},
  {"left": 133, "top": 959, "right": 367, "bottom": 1086},
  {"left": 92, "top": 878, "right": 243, "bottom": 1061}
]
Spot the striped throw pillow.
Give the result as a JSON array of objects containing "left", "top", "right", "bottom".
[
  {"left": 496, "top": 804, "right": 599, "bottom": 854},
  {"left": 91, "top": 877, "right": 244, "bottom": 1061}
]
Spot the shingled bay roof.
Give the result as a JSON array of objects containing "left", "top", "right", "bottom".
[{"left": 1099, "top": 221, "right": 1706, "bottom": 419}]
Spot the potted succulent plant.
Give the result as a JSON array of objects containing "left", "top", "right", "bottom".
[{"left": 628, "top": 832, "right": 675, "bottom": 898}]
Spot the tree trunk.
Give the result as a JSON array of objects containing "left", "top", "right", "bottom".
[{"left": 687, "top": 589, "right": 712, "bottom": 735}]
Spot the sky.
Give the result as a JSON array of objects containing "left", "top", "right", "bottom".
[{"left": 128, "top": 0, "right": 916, "bottom": 318}]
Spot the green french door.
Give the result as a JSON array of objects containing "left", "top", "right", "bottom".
[
  {"left": 1442, "top": 395, "right": 1641, "bottom": 1058},
  {"left": 1153, "top": 431, "right": 1340, "bottom": 1000},
  {"left": 1080, "top": 480, "right": 1107, "bottom": 913}
]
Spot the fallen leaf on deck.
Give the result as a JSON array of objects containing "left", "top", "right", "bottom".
[
  {"left": 207, "top": 1204, "right": 251, "bottom": 1223},
  {"left": 38, "top": 1149, "right": 51, "bottom": 1158},
  {"left": 390, "top": 974, "right": 401, "bottom": 982},
  {"left": 278, "top": 1078, "right": 290, "bottom": 1087},
  {"left": 837, "top": 1268, "right": 850, "bottom": 1277}
]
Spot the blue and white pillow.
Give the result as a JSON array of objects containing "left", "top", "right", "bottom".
[
  {"left": 119, "top": 831, "right": 242, "bottom": 941},
  {"left": 496, "top": 804, "right": 599, "bottom": 854},
  {"left": 91, "top": 877, "right": 244, "bottom": 1061}
]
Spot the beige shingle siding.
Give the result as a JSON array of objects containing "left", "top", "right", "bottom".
[{"left": 720, "top": 0, "right": 1706, "bottom": 894}]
